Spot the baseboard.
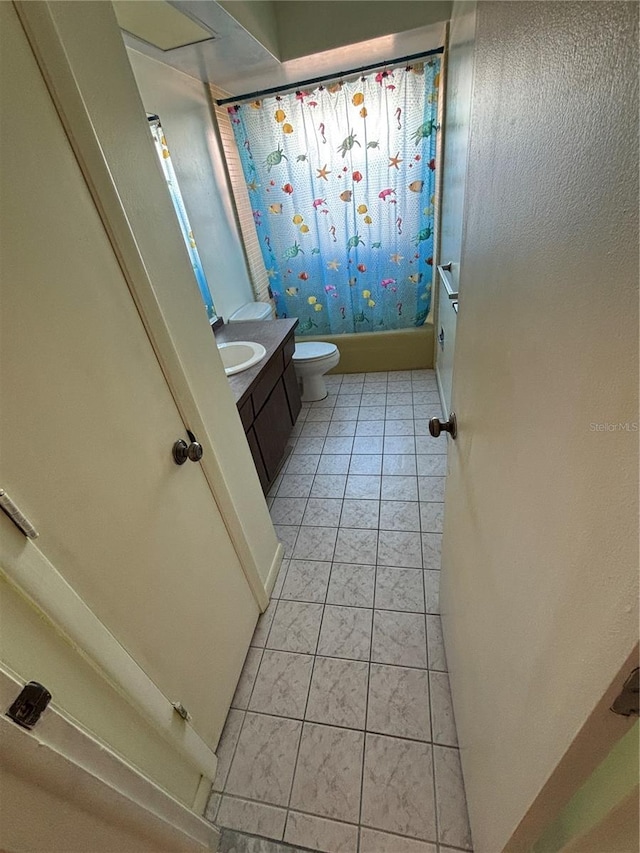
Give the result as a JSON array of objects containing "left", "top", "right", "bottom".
[{"left": 264, "top": 542, "right": 284, "bottom": 603}]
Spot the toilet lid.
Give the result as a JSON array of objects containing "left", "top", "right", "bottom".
[{"left": 293, "top": 342, "right": 337, "bottom": 361}]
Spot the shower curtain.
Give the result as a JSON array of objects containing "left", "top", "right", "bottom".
[{"left": 229, "top": 58, "right": 439, "bottom": 335}]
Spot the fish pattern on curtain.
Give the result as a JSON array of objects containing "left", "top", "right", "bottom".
[
  {"left": 229, "top": 59, "right": 440, "bottom": 335},
  {"left": 149, "top": 119, "right": 217, "bottom": 321}
]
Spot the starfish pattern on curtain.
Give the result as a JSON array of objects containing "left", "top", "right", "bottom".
[{"left": 229, "top": 59, "right": 440, "bottom": 335}]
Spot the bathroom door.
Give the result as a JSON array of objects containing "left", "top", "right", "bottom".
[
  {"left": 437, "top": 3, "right": 639, "bottom": 852},
  {"left": 0, "top": 1, "right": 258, "bottom": 754}
]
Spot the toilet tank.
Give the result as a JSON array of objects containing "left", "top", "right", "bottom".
[{"left": 228, "top": 302, "right": 273, "bottom": 322}]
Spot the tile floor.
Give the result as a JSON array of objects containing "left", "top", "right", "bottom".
[{"left": 207, "top": 370, "right": 472, "bottom": 853}]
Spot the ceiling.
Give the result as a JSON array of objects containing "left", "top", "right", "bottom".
[{"left": 117, "top": 0, "right": 451, "bottom": 95}]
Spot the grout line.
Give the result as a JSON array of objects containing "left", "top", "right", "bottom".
[
  {"left": 218, "top": 708, "right": 445, "bottom": 761},
  {"left": 240, "top": 374, "right": 452, "bottom": 852}
]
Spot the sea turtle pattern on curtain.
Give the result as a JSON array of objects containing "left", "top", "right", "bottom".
[{"left": 229, "top": 59, "right": 440, "bottom": 335}]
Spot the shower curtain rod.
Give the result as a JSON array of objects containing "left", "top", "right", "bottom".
[{"left": 215, "top": 46, "right": 444, "bottom": 107}]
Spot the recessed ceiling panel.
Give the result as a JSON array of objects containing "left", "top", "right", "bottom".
[{"left": 113, "top": 0, "right": 215, "bottom": 51}]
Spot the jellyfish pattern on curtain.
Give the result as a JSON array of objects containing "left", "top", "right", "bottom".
[
  {"left": 229, "top": 59, "right": 440, "bottom": 335},
  {"left": 149, "top": 119, "right": 217, "bottom": 321}
]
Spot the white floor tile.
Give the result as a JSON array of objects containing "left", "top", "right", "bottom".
[
  {"left": 327, "top": 563, "right": 375, "bottom": 608},
  {"left": 367, "top": 664, "right": 431, "bottom": 741},
  {"left": 340, "top": 499, "right": 380, "bottom": 530},
  {"left": 372, "top": 610, "right": 427, "bottom": 668},
  {"left": 217, "top": 796, "right": 287, "bottom": 840},
  {"left": 225, "top": 712, "right": 301, "bottom": 807},
  {"left": 361, "top": 733, "right": 436, "bottom": 841},
  {"left": 285, "top": 812, "right": 358, "bottom": 853},
  {"left": 249, "top": 649, "right": 314, "bottom": 718},
  {"left": 306, "top": 656, "right": 369, "bottom": 729},
  {"left": 281, "top": 560, "right": 331, "bottom": 603},
  {"left": 317, "top": 605, "right": 373, "bottom": 661},
  {"left": 290, "top": 723, "right": 364, "bottom": 823},
  {"left": 434, "top": 746, "right": 473, "bottom": 850}
]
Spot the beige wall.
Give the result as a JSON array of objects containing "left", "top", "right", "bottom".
[
  {"left": 218, "top": 0, "right": 280, "bottom": 58},
  {"left": 272, "top": 1, "right": 452, "bottom": 61},
  {"left": 126, "top": 49, "right": 255, "bottom": 322},
  {"left": 441, "top": 2, "right": 639, "bottom": 852}
]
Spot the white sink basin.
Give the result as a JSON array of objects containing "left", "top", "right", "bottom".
[{"left": 217, "top": 340, "right": 266, "bottom": 376}]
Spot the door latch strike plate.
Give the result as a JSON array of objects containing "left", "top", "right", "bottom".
[
  {"left": 6, "top": 681, "right": 51, "bottom": 730},
  {"left": 610, "top": 668, "right": 639, "bottom": 717}
]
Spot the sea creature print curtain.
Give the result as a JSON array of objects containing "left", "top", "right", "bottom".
[
  {"left": 149, "top": 118, "right": 217, "bottom": 322},
  {"left": 229, "top": 58, "right": 440, "bottom": 335}
]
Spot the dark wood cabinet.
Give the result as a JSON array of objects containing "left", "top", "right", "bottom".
[{"left": 214, "top": 318, "right": 300, "bottom": 495}]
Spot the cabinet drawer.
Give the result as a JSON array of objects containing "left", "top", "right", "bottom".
[
  {"left": 238, "top": 397, "right": 254, "bottom": 431},
  {"left": 283, "top": 333, "right": 296, "bottom": 367},
  {"left": 252, "top": 354, "right": 283, "bottom": 415}
]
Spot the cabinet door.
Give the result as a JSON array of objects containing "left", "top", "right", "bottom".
[
  {"left": 283, "top": 360, "right": 302, "bottom": 425},
  {"left": 253, "top": 380, "right": 292, "bottom": 482},
  {"left": 246, "top": 426, "right": 270, "bottom": 493}
]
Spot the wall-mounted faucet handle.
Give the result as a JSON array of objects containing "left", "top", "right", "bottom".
[{"left": 429, "top": 412, "right": 457, "bottom": 440}]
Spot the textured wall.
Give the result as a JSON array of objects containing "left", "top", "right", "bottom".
[{"left": 441, "top": 3, "right": 639, "bottom": 851}]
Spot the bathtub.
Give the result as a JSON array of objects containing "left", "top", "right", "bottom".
[{"left": 297, "top": 323, "right": 434, "bottom": 374}]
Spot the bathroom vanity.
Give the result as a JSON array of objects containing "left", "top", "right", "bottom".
[{"left": 214, "top": 318, "right": 300, "bottom": 493}]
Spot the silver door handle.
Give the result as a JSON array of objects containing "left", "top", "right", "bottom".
[{"left": 172, "top": 437, "right": 204, "bottom": 465}]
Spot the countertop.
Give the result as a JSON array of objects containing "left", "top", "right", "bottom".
[{"left": 214, "top": 318, "right": 298, "bottom": 407}]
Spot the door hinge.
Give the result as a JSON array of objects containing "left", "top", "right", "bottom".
[
  {"left": 0, "top": 489, "right": 39, "bottom": 539},
  {"left": 172, "top": 701, "right": 192, "bottom": 722},
  {"left": 6, "top": 681, "right": 51, "bottom": 730},
  {"left": 610, "top": 668, "right": 639, "bottom": 717}
]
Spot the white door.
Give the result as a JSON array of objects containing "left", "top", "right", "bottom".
[
  {"left": 0, "top": 1, "right": 258, "bottom": 752},
  {"left": 437, "top": 2, "right": 639, "bottom": 852}
]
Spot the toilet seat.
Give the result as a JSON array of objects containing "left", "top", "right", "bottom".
[{"left": 293, "top": 341, "right": 338, "bottom": 363}]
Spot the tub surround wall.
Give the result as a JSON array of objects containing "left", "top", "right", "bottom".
[
  {"left": 126, "top": 48, "right": 254, "bottom": 321},
  {"left": 299, "top": 325, "right": 434, "bottom": 374}
]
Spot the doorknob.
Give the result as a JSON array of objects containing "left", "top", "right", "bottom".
[
  {"left": 429, "top": 412, "right": 457, "bottom": 440},
  {"left": 172, "top": 438, "right": 204, "bottom": 465}
]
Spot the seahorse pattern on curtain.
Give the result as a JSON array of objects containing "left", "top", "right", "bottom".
[
  {"left": 229, "top": 59, "right": 439, "bottom": 335},
  {"left": 149, "top": 120, "right": 217, "bottom": 321}
]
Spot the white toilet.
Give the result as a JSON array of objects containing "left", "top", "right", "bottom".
[
  {"left": 228, "top": 302, "right": 340, "bottom": 402},
  {"left": 292, "top": 341, "right": 340, "bottom": 402}
]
